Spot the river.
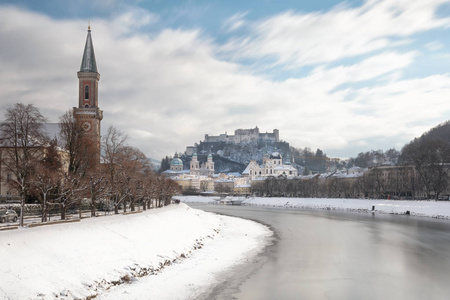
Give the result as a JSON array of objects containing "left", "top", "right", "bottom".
[{"left": 190, "top": 204, "right": 450, "bottom": 300}]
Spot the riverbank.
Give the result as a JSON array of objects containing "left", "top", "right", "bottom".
[
  {"left": 175, "top": 196, "right": 450, "bottom": 219},
  {"left": 0, "top": 204, "right": 272, "bottom": 300}
]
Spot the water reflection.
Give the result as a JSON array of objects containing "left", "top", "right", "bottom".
[{"left": 191, "top": 204, "right": 450, "bottom": 300}]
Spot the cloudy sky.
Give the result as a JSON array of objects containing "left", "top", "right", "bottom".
[{"left": 1, "top": 0, "right": 450, "bottom": 161}]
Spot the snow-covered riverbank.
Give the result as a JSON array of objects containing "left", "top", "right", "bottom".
[
  {"left": 0, "top": 204, "right": 272, "bottom": 300},
  {"left": 176, "top": 196, "right": 450, "bottom": 219}
]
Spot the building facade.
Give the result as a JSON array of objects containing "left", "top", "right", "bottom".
[
  {"left": 190, "top": 151, "right": 215, "bottom": 176},
  {"left": 243, "top": 152, "right": 298, "bottom": 180},
  {"left": 204, "top": 126, "right": 279, "bottom": 144}
]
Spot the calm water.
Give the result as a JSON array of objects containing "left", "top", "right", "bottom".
[{"left": 190, "top": 204, "right": 450, "bottom": 300}]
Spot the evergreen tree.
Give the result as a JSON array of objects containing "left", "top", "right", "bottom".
[{"left": 158, "top": 156, "right": 171, "bottom": 173}]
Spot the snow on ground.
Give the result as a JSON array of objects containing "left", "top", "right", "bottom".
[
  {"left": 176, "top": 195, "right": 450, "bottom": 219},
  {"left": 99, "top": 211, "right": 271, "bottom": 300},
  {"left": 0, "top": 204, "right": 272, "bottom": 300}
]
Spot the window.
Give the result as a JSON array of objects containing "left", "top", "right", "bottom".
[{"left": 84, "top": 85, "right": 89, "bottom": 100}]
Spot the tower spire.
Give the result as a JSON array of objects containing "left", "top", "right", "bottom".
[
  {"left": 80, "top": 25, "right": 98, "bottom": 73},
  {"left": 75, "top": 26, "right": 103, "bottom": 168}
]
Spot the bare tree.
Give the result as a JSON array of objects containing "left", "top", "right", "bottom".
[
  {"left": 85, "top": 172, "right": 107, "bottom": 217},
  {"left": 0, "top": 103, "right": 48, "bottom": 226},
  {"left": 401, "top": 138, "right": 450, "bottom": 199},
  {"left": 102, "top": 126, "right": 129, "bottom": 214},
  {"left": 59, "top": 110, "right": 92, "bottom": 175},
  {"left": 139, "top": 170, "right": 155, "bottom": 210},
  {"left": 160, "top": 177, "right": 181, "bottom": 205},
  {"left": 121, "top": 146, "right": 147, "bottom": 212},
  {"left": 54, "top": 171, "right": 86, "bottom": 220},
  {"left": 30, "top": 139, "right": 62, "bottom": 222}
]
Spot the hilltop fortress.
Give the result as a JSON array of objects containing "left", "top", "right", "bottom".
[{"left": 204, "top": 126, "right": 279, "bottom": 144}]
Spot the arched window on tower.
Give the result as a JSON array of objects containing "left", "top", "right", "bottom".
[{"left": 84, "top": 85, "right": 89, "bottom": 100}]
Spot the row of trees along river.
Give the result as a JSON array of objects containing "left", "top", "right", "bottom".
[{"left": 0, "top": 103, "right": 181, "bottom": 227}]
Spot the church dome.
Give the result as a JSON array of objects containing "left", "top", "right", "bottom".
[
  {"left": 270, "top": 152, "right": 281, "bottom": 159},
  {"left": 170, "top": 157, "right": 183, "bottom": 166}
]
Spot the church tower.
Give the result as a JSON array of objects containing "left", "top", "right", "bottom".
[
  {"left": 73, "top": 25, "right": 103, "bottom": 166},
  {"left": 205, "top": 152, "right": 215, "bottom": 176},
  {"left": 190, "top": 150, "right": 200, "bottom": 176}
]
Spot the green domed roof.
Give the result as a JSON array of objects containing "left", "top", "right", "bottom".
[{"left": 170, "top": 158, "right": 183, "bottom": 166}]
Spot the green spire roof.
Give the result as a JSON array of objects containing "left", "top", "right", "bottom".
[{"left": 80, "top": 27, "right": 98, "bottom": 73}]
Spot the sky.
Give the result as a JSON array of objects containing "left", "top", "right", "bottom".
[{"left": 1, "top": 0, "right": 450, "bottom": 161}]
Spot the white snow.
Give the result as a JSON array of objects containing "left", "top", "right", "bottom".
[
  {"left": 4, "top": 196, "right": 447, "bottom": 299},
  {"left": 0, "top": 204, "right": 272, "bottom": 300},
  {"left": 176, "top": 195, "right": 450, "bottom": 219}
]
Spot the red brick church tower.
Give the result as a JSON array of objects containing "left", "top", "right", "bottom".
[{"left": 73, "top": 25, "right": 103, "bottom": 166}]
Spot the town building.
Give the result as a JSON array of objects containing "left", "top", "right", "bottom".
[
  {"left": 190, "top": 151, "right": 215, "bottom": 176},
  {"left": 243, "top": 151, "right": 298, "bottom": 180},
  {"left": 162, "top": 150, "right": 216, "bottom": 191},
  {"left": 234, "top": 184, "right": 251, "bottom": 195}
]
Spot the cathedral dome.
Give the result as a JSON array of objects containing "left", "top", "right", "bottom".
[
  {"left": 170, "top": 157, "right": 183, "bottom": 166},
  {"left": 270, "top": 152, "right": 281, "bottom": 159}
]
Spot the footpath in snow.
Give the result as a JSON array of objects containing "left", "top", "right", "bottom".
[
  {"left": 176, "top": 195, "right": 450, "bottom": 219},
  {"left": 0, "top": 203, "right": 272, "bottom": 300}
]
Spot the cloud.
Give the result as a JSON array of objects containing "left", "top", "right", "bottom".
[
  {"left": 424, "top": 41, "right": 445, "bottom": 51},
  {"left": 1, "top": 2, "right": 450, "bottom": 162},
  {"left": 222, "top": 12, "right": 249, "bottom": 32},
  {"left": 221, "top": 0, "right": 450, "bottom": 68}
]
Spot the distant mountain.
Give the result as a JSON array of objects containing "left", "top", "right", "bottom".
[
  {"left": 173, "top": 139, "right": 294, "bottom": 174},
  {"left": 148, "top": 157, "right": 161, "bottom": 171},
  {"left": 416, "top": 121, "right": 450, "bottom": 143}
]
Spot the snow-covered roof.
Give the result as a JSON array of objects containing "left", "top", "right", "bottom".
[
  {"left": 331, "top": 172, "right": 363, "bottom": 179},
  {"left": 162, "top": 169, "right": 190, "bottom": 175},
  {"left": 235, "top": 184, "right": 251, "bottom": 188},
  {"left": 270, "top": 151, "right": 281, "bottom": 159},
  {"left": 242, "top": 164, "right": 251, "bottom": 175},
  {"left": 215, "top": 178, "right": 235, "bottom": 183},
  {"left": 274, "top": 165, "right": 296, "bottom": 171},
  {"left": 319, "top": 172, "right": 335, "bottom": 179},
  {"left": 227, "top": 172, "right": 241, "bottom": 177},
  {"left": 296, "top": 174, "right": 320, "bottom": 180}
]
